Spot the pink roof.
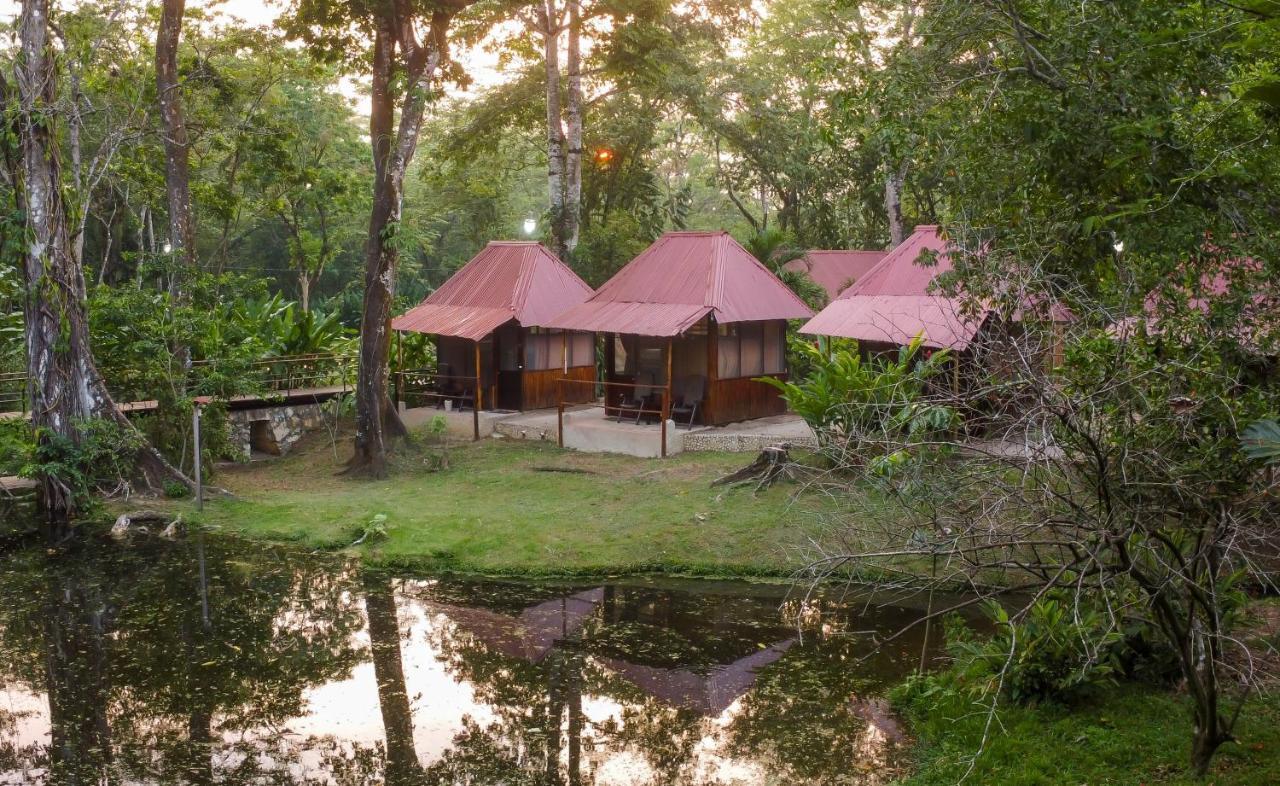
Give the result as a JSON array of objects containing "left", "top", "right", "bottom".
[
  {"left": 784, "top": 250, "right": 887, "bottom": 300},
  {"left": 1115, "top": 256, "right": 1278, "bottom": 351},
  {"left": 392, "top": 242, "right": 594, "bottom": 340},
  {"left": 801, "top": 226, "right": 987, "bottom": 350},
  {"left": 547, "top": 231, "right": 813, "bottom": 336}
]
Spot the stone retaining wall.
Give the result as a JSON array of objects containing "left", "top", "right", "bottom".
[
  {"left": 227, "top": 403, "right": 328, "bottom": 458},
  {"left": 682, "top": 430, "right": 818, "bottom": 453}
]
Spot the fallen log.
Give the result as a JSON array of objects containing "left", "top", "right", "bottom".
[{"left": 111, "top": 510, "right": 180, "bottom": 539}]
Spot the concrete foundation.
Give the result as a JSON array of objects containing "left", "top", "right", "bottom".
[
  {"left": 399, "top": 405, "right": 517, "bottom": 439},
  {"left": 561, "top": 409, "right": 686, "bottom": 458}
]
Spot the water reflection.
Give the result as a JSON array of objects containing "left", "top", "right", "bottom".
[{"left": 0, "top": 535, "right": 953, "bottom": 784}]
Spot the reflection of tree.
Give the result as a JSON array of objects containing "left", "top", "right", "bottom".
[
  {"left": 724, "top": 636, "right": 908, "bottom": 785},
  {"left": 412, "top": 586, "right": 708, "bottom": 786},
  {"left": 0, "top": 538, "right": 372, "bottom": 784},
  {"left": 42, "top": 568, "right": 113, "bottom": 785},
  {"left": 363, "top": 573, "right": 421, "bottom": 785}
]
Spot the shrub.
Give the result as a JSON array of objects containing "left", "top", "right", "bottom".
[
  {"left": 0, "top": 419, "right": 32, "bottom": 476},
  {"left": 761, "top": 335, "right": 958, "bottom": 462},
  {"left": 947, "top": 596, "right": 1126, "bottom": 706},
  {"left": 22, "top": 418, "right": 144, "bottom": 512}
]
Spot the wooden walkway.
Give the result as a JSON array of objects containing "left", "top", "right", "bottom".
[
  {"left": 0, "top": 476, "right": 37, "bottom": 494},
  {"left": 0, "top": 385, "right": 350, "bottom": 422}
]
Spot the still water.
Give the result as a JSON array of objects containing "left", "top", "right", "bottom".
[{"left": 0, "top": 533, "right": 950, "bottom": 785}]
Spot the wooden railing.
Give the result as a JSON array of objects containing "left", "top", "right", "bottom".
[
  {"left": 0, "top": 354, "right": 358, "bottom": 418},
  {"left": 0, "top": 372, "right": 25, "bottom": 415},
  {"left": 393, "top": 368, "right": 481, "bottom": 441},
  {"left": 557, "top": 377, "right": 672, "bottom": 457},
  {"left": 189, "top": 352, "right": 357, "bottom": 399}
]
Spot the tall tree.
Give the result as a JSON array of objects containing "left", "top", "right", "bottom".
[
  {"left": 289, "top": 0, "right": 480, "bottom": 476},
  {"left": 155, "top": 0, "right": 197, "bottom": 297},
  {"left": 11, "top": 0, "right": 190, "bottom": 539}
]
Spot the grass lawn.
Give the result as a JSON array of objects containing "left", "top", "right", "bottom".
[
  {"left": 898, "top": 683, "right": 1280, "bottom": 785},
  {"left": 179, "top": 429, "right": 835, "bottom": 577}
]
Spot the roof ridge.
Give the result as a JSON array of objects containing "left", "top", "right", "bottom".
[
  {"left": 706, "top": 232, "right": 725, "bottom": 310},
  {"left": 509, "top": 244, "right": 540, "bottom": 314}
]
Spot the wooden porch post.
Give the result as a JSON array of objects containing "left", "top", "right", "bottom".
[
  {"left": 474, "top": 340, "right": 483, "bottom": 411},
  {"left": 662, "top": 337, "right": 673, "bottom": 458},
  {"left": 706, "top": 318, "right": 718, "bottom": 427}
]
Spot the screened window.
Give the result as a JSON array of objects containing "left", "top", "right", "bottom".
[
  {"left": 613, "top": 335, "right": 632, "bottom": 374},
  {"left": 740, "top": 322, "right": 763, "bottom": 377},
  {"left": 569, "top": 332, "right": 594, "bottom": 368},
  {"left": 717, "top": 324, "right": 740, "bottom": 378},
  {"left": 763, "top": 321, "right": 786, "bottom": 374}
]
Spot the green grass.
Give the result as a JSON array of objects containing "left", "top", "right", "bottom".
[
  {"left": 178, "top": 431, "right": 836, "bottom": 577},
  {"left": 897, "top": 678, "right": 1280, "bottom": 785}
]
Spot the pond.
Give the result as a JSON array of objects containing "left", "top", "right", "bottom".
[{"left": 0, "top": 533, "right": 959, "bottom": 785}]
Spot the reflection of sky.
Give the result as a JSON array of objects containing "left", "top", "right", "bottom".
[
  {"left": 0, "top": 574, "right": 919, "bottom": 785},
  {"left": 0, "top": 586, "right": 775, "bottom": 784},
  {"left": 287, "top": 591, "right": 769, "bottom": 784}
]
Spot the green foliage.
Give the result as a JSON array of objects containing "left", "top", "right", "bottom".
[
  {"left": 760, "top": 335, "right": 956, "bottom": 459},
  {"left": 23, "top": 418, "right": 144, "bottom": 512},
  {"left": 743, "top": 228, "right": 829, "bottom": 310},
  {"left": 162, "top": 479, "right": 190, "bottom": 499},
  {"left": 0, "top": 419, "right": 32, "bottom": 476},
  {"left": 1243, "top": 419, "right": 1280, "bottom": 465},
  {"left": 947, "top": 599, "right": 1124, "bottom": 706},
  {"left": 423, "top": 414, "right": 451, "bottom": 472}
]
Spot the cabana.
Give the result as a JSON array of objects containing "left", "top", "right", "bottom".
[
  {"left": 392, "top": 241, "right": 596, "bottom": 412},
  {"left": 801, "top": 225, "right": 1071, "bottom": 379},
  {"left": 547, "top": 231, "right": 813, "bottom": 428},
  {"left": 783, "top": 249, "right": 887, "bottom": 301}
]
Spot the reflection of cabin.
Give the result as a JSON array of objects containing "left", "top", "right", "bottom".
[
  {"left": 597, "top": 641, "right": 794, "bottom": 716},
  {"left": 783, "top": 249, "right": 887, "bottom": 301},
  {"left": 547, "top": 231, "right": 813, "bottom": 426},
  {"left": 392, "top": 242, "right": 596, "bottom": 411},
  {"left": 423, "top": 587, "right": 606, "bottom": 663},
  {"left": 422, "top": 581, "right": 797, "bottom": 717}
]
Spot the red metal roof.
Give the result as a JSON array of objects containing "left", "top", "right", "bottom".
[
  {"left": 801, "top": 226, "right": 986, "bottom": 350},
  {"left": 784, "top": 250, "right": 887, "bottom": 300},
  {"left": 546, "top": 231, "right": 813, "bottom": 337},
  {"left": 802, "top": 226, "right": 1074, "bottom": 350},
  {"left": 392, "top": 242, "right": 594, "bottom": 340}
]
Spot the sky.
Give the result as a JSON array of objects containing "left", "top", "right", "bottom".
[{"left": 0, "top": 0, "right": 514, "bottom": 108}]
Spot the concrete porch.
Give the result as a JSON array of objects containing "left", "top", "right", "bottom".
[{"left": 490, "top": 406, "right": 816, "bottom": 458}]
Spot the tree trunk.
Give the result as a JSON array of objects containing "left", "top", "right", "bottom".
[
  {"left": 15, "top": 0, "right": 192, "bottom": 540},
  {"left": 299, "top": 273, "right": 311, "bottom": 314},
  {"left": 885, "top": 165, "right": 905, "bottom": 246},
  {"left": 349, "top": 10, "right": 452, "bottom": 475},
  {"left": 363, "top": 574, "right": 420, "bottom": 785},
  {"left": 1187, "top": 611, "right": 1231, "bottom": 777},
  {"left": 542, "top": 0, "right": 568, "bottom": 260},
  {"left": 564, "top": 0, "right": 582, "bottom": 256},
  {"left": 156, "top": 0, "right": 196, "bottom": 277}
]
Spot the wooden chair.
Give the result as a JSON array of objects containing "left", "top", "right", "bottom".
[
  {"left": 671, "top": 374, "right": 706, "bottom": 428},
  {"left": 616, "top": 371, "right": 656, "bottom": 423}
]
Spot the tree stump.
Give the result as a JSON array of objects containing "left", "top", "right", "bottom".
[{"left": 711, "top": 444, "right": 794, "bottom": 493}]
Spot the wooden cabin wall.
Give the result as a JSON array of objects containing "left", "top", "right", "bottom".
[
  {"left": 523, "top": 364, "right": 595, "bottom": 409},
  {"left": 705, "top": 375, "right": 789, "bottom": 424},
  {"left": 703, "top": 319, "right": 789, "bottom": 425}
]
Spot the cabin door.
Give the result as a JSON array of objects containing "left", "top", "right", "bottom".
[{"left": 496, "top": 323, "right": 523, "bottom": 410}]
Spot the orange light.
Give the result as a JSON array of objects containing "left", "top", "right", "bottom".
[{"left": 595, "top": 148, "right": 614, "bottom": 164}]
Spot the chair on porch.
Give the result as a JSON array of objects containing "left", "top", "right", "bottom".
[
  {"left": 671, "top": 375, "right": 706, "bottom": 429},
  {"left": 616, "top": 371, "right": 657, "bottom": 423}
]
